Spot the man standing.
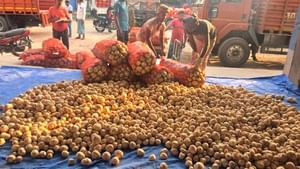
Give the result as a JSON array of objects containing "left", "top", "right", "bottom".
[
  {"left": 114, "top": 0, "right": 129, "bottom": 44},
  {"left": 183, "top": 15, "right": 216, "bottom": 70},
  {"left": 137, "top": 4, "right": 170, "bottom": 57},
  {"left": 76, "top": 0, "right": 87, "bottom": 40},
  {"left": 48, "top": 0, "right": 70, "bottom": 49},
  {"left": 166, "top": 10, "right": 185, "bottom": 59},
  {"left": 65, "top": 0, "right": 73, "bottom": 37}
]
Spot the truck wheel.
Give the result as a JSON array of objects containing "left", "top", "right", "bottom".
[
  {"left": 0, "top": 16, "right": 9, "bottom": 32},
  {"left": 218, "top": 37, "right": 250, "bottom": 67}
]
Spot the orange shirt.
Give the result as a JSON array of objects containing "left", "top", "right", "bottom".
[{"left": 49, "top": 6, "right": 69, "bottom": 32}]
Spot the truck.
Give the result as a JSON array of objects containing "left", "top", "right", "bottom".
[
  {"left": 191, "top": 0, "right": 300, "bottom": 67},
  {"left": 0, "top": 0, "right": 54, "bottom": 32}
]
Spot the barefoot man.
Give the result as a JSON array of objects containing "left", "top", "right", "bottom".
[
  {"left": 137, "top": 4, "right": 170, "bottom": 57},
  {"left": 183, "top": 15, "right": 216, "bottom": 70}
]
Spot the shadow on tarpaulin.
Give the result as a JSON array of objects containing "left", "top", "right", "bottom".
[{"left": 0, "top": 65, "right": 299, "bottom": 169}]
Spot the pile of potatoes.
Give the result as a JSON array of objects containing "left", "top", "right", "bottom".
[{"left": 1, "top": 80, "right": 300, "bottom": 169}]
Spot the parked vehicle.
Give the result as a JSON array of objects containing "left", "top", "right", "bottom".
[
  {"left": 0, "top": 28, "right": 31, "bottom": 56},
  {"left": 0, "top": 0, "right": 54, "bottom": 32},
  {"left": 93, "top": 12, "right": 116, "bottom": 32},
  {"left": 129, "top": 0, "right": 160, "bottom": 27},
  {"left": 192, "top": 0, "right": 300, "bottom": 67}
]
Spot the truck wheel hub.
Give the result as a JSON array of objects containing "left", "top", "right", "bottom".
[
  {"left": 226, "top": 45, "right": 244, "bottom": 61},
  {"left": 0, "top": 22, "right": 3, "bottom": 31}
]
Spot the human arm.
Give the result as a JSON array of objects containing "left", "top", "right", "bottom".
[
  {"left": 196, "top": 24, "right": 216, "bottom": 70},
  {"left": 165, "top": 20, "right": 175, "bottom": 31},
  {"left": 114, "top": 3, "right": 123, "bottom": 35},
  {"left": 83, "top": 2, "right": 87, "bottom": 21},
  {"left": 144, "top": 28, "right": 157, "bottom": 56},
  {"left": 159, "top": 24, "right": 166, "bottom": 56}
]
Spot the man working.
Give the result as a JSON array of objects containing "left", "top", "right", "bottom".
[
  {"left": 166, "top": 10, "right": 185, "bottom": 59},
  {"left": 137, "top": 4, "right": 170, "bottom": 57},
  {"left": 48, "top": 0, "right": 70, "bottom": 49},
  {"left": 183, "top": 15, "right": 216, "bottom": 70},
  {"left": 114, "top": 0, "right": 129, "bottom": 44}
]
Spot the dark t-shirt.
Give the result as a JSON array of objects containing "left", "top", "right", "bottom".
[{"left": 194, "top": 20, "right": 216, "bottom": 39}]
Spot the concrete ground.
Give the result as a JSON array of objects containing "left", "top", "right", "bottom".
[{"left": 0, "top": 20, "right": 285, "bottom": 78}]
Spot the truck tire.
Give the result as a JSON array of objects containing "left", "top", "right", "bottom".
[
  {"left": 218, "top": 37, "right": 250, "bottom": 67},
  {"left": 0, "top": 16, "right": 9, "bottom": 32}
]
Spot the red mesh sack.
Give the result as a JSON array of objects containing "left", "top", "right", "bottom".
[
  {"left": 75, "top": 51, "right": 96, "bottom": 69},
  {"left": 81, "top": 57, "right": 110, "bottom": 83},
  {"left": 159, "top": 58, "right": 206, "bottom": 87},
  {"left": 22, "top": 54, "right": 77, "bottom": 69},
  {"left": 128, "top": 41, "right": 156, "bottom": 75},
  {"left": 141, "top": 64, "right": 174, "bottom": 85},
  {"left": 19, "top": 48, "right": 46, "bottom": 61},
  {"left": 42, "top": 38, "right": 69, "bottom": 59},
  {"left": 21, "top": 54, "right": 46, "bottom": 67},
  {"left": 109, "top": 64, "right": 136, "bottom": 82},
  {"left": 92, "top": 39, "right": 128, "bottom": 66},
  {"left": 43, "top": 56, "right": 78, "bottom": 69}
]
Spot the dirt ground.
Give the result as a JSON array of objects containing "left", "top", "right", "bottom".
[{"left": 0, "top": 20, "right": 285, "bottom": 78}]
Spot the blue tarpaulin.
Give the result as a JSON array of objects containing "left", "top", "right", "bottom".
[{"left": 0, "top": 65, "right": 299, "bottom": 169}]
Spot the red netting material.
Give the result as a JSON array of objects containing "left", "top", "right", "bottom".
[
  {"left": 127, "top": 41, "right": 156, "bottom": 75},
  {"left": 19, "top": 48, "right": 45, "bottom": 61},
  {"left": 21, "top": 54, "right": 46, "bottom": 66},
  {"left": 141, "top": 64, "right": 174, "bottom": 85},
  {"left": 42, "top": 38, "right": 69, "bottom": 59},
  {"left": 81, "top": 57, "right": 110, "bottom": 83},
  {"left": 159, "top": 58, "right": 206, "bottom": 87},
  {"left": 92, "top": 39, "right": 128, "bottom": 66},
  {"left": 21, "top": 54, "right": 77, "bottom": 69},
  {"left": 75, "top": 51, "right": 96, "bottom": 69}
]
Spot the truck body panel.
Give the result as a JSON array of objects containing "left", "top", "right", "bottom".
[
  {"left": 0, "top": 0, "right": 54, "bottom": 30},
  {"left": 0, "top": 0, "right": 52, "bottom": 14},
  {"left": 254, "top": 0, "right": 300, "bottom": 34}
]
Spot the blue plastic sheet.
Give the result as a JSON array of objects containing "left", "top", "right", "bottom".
[{"left": 0, "top": 66, "right": 299, "bottom": 169}]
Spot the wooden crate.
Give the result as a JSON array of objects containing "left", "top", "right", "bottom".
[{"left": 254, "top": 0, "right": 300, "bottom": 34}]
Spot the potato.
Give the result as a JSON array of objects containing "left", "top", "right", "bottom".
[
  {"left": 149, "top": 154, "right": 156, "bottom": 161},
  {"left": 110, "top": 156, "right": 120, "bottom": 166},
  {"left": 136, "top": 148, "right": 145, "bottom": 157},
  {"left": 160, "top": 162, "right": 168, "bottom": 169}
]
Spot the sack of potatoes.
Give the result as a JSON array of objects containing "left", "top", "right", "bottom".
[
  {"left": 128, "top": 41, "right": 156, "bottom": 76},
  {"left": 75, "top": 51, "right": 96, "bottom": 69},
  {"left": 42, "top": 38, "right": 69, "bottom": 59},
  {"left": 92, "top": 39, "right": 128, "bottom": 66},
  {"left": 81, "top": 57, "right": 110, "bottom": 83},
  {"left": 141, "top": 65, "right": 174, "bottom": 85},
  {"left": 109, "top": 63, "right": 136, "bottom": 82},
  {"left": 160, "top": 57, "right": 205, "bottom": 87},
  {"left": 21, "top": 54, "right": 46, "bottom": 67}
]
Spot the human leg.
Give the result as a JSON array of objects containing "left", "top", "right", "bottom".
[
  {"left": 168, "top": 41, "right": 174, "bottom": 59},
  {"left": 61, "top": 29, "right": 69, "bottom": 49},
  {"left": 68, "top": 22, "right": 72, "bottom": 37},
  {"left": 123, "top": 31, "right": 128, "bottom": 44},
  {"left": 53, "top": 29, "right": 61, "bottom": 40},
  {"left": 76, "top": 20, "right": 83, "bottom": 39}
]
